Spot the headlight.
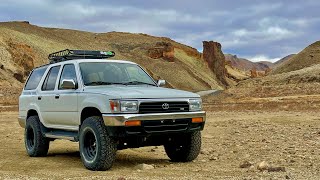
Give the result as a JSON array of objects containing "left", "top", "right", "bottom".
[
  {"left": 120, "top": 101, "right": 138, "bottom": 112},
  {"left": 109, "top": 100, "right": 138, "bottom": 113},
  {"left": 189, "top": 99, "right": 202, "bottom": 111}
]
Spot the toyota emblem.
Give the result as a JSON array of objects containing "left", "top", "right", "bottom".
[{"left": 162, "top": 103, "right": 170, "bottom": 109}]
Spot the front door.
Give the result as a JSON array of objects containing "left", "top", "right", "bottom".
[{"left": 54, "top": 64, "right": 79, "bottom": 128}]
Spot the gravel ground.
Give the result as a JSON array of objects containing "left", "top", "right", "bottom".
[{"left": 0, "top": 111, "right": 319, "bottom": 179}]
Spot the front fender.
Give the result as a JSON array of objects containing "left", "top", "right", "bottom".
[{"left": 78, "top": 93, "right": 112, "bottom": 123}]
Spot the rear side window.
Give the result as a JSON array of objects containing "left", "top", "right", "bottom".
[
  {"left": 24, "top": 66, "right": 48, "bottom": 90},
  {"left": 42, "top": 66, "right": 61, "bottom": 91}
]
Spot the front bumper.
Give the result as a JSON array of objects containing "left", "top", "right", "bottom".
[
  {"left": 102, "top": 111, "right": 206, "bottom": 126},
  {"left": 102, "top": 111, "right": 206, "bottom": 137}
]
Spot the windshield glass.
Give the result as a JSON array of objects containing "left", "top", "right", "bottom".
[{"left": 79, "top": 62, "right": 156, "bottom": 86}]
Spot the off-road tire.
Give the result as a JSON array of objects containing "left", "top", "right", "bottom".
[
  {"left": 164, "top": 131, "right": 201, "bottom": 162},
  {"left": 79, "top": 116, "right": 117, "bottom": 171},
  {"left": 25, "top": 116, "right": 49, "bottom": 157}
]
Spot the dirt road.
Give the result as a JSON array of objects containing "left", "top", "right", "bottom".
[{"left": 0, "top": 111, "right": 319, "bottom": 179}]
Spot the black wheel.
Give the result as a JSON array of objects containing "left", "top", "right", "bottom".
[
  {"left": 24, "top": 116, "right": 49, "bottom": 157},
  {"left": 79, "top": 116, "right": 117, "bottom": 171},
  {"left": 164, "top": 131, "right": 201, "bottom": 162}
]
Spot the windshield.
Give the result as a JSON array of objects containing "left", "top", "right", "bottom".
[{"left": 79, "top": 62, "right": 157, "bottom": 86}]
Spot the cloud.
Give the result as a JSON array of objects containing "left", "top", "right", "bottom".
[
  {"left": 232, "top": 29, "right": 249, "bottom": 37},
  {"left": 244, "top": 55, "right": 280, "bottom": 63},
  {"left": 0, "top": 0, "right": 319, "bottom": 62}
]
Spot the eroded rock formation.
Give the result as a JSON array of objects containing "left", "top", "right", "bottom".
[
  {"left": 148, "top": 42, "right": 174, "bottom": 62},
  {"left": 202, "top": 41, "right": 228, "bottom": 86},
  {"left": 7, "top": 39, "right": 35, "bottom": 76},
  {"left": 250, "top": 68, "right": 257, "bottom": 78}
]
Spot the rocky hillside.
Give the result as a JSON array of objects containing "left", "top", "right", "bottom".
[
  {"left": 272, "top": 41, "right": 320, "bottom": 74},
  {"left": 225, "top": 53, "right": 298, "bottom": 73},
  {"left": 225, "top": 54, "right": 271, "bottom": 71},
  {"left": 203, "top": 40, "right": 320, "bottom": 106},
  {"left": 273, "top": 54, "right": 295, "bottom": 67},
  {"left": 0, "top": 21, "right": 227, "bottom": 104}
]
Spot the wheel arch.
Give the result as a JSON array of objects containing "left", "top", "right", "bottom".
[
  {"left": 27, "top": 109, "right": 39, "bottom": 119},
  {"left": 80, "top": 107, "right": 102, "bottom": 125},
  {"left": 25, "top": 103, "right": 47, "bottom": 127}
]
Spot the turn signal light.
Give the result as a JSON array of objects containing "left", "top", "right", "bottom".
[
  {"left": 125, "top": 120, "right": 141, "bottom": 126},
  {"left": 192, "top": 117, "right": 203, "bottom": 123}
]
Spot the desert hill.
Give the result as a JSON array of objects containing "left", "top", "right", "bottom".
[
  {"left": 273, "top": 54, "right": 295, "bottom": 67},
  {"left": 272, "top": 41, "right": 320, "bottom": 74},
  {"left": 225, "top": 53, "right": 299, "bottom": 74},
  {"left": 225, "top": 54, "right": 271, "bottom": 71},
  {"left": 224, "top": 54, "right": 272, "bottom": 79},
  {"left": 204, "top": 40, "right": 320, "bottom": 108},
  {"left": 0, "top": 21, "right": 229, "bottom": 104},
  {"left": 2, "top": 21, "right": 313, "bottom": 106}
]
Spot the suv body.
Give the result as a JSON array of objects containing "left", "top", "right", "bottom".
[{"left": 19, "top": 55, "right": 206, "bottom": 170}]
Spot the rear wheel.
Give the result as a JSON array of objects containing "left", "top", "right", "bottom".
[
  {"left": 25, "top": 116, "right": 49, "bottom": 157},
  {"left": 79, "top": 116, "right": 117, "bottom": 171},
  {"left": 164, "top": 131, "right": 201, "bottom": 162}
]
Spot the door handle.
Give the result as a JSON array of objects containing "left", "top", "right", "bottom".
[
  {"left": 38, "top": 96, "right": 42, "bottom": 100},
  {"left": 55, "top": 94, "right": 60, "bottom": 99}
]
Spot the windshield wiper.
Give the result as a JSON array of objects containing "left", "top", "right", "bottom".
[
  {"left": 85, "top": 81, "right": 157, "bottom": 86},
  {"left": 123, "top": 81, "right": 157, "bottom": 86},
  {"left": 85, "top": 81, "right": 124, "bottom": 86}
]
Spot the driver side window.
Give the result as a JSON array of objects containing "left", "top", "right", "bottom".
[{"left": 59, "top": 64, "right": 77, "bottom": 90}]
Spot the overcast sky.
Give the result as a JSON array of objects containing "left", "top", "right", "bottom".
[{"left": 1, "top": 0, "right": 319, "bottom": 62}]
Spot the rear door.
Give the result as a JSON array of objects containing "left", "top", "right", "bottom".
[{"left": 37, "top": 65, "right": 61, "bottom": 127}]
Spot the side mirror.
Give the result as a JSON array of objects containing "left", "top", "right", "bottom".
[
  {"left": 157, "top": 79, "right": 166, "bottom": 87},
  {"left": 61, "top": 79, "right": 76, "bottom": 89}
]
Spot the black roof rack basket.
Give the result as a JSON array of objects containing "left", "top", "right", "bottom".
[{"left": 48, "top": 49, "right": 115, "bottom": 63}]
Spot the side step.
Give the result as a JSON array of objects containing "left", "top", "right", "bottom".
[{"left": 44, "top": 130, "right": 78, "bottom": 141}]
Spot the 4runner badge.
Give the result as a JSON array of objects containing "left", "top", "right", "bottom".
[{"left": 162, "top": 103, "right": 170, "bottom": 109}]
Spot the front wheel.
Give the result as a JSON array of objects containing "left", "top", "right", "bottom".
[
  {"left": 164, "top": 131, "right": 201, "bottom": 162},
  {"left": 79, "top": 116, "right": 117, "bottom": 171}
]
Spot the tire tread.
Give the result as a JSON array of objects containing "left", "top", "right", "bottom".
[
  {"left": 164, "top": 131, "right": 201, "bottom": 162},
  {"left": 80, "top": 116, "right": 117, "bottom": 171},
  {"left": 25, "top": 116, "right": 49, "bottom": 157}
]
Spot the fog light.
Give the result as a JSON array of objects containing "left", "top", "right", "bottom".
[
  {"left": 125, "top": 120, "right": 141, "bottom": 126},
  {"left": 192, "top": 117, "right": 203, "bottom": 123}
]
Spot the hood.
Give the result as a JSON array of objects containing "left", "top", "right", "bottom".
[{"left": 83, "top": 85, "right": 200, "bottom": 99}]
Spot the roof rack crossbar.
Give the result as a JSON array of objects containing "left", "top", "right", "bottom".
[{"left": 48, "top": 49, "right": 115, "bottom": 64}]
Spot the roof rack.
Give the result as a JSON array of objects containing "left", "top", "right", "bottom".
[{"left": 48, "top": 49, "right": 115, "bottom": 64}]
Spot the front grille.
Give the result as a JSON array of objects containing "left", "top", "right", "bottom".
[
  {"left": 142, "top": 118, "right": 190, "bottom": 133},
  {"left": 139, "top": 101, "right": 189, "bottom": 114}
]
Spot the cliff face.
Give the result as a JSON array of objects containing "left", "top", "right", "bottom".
[{"left": 202, "top": 41, "right": 228, "bottom": 86}]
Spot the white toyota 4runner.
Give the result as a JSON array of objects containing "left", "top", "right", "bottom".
[{"left": 18, "top": 49, "right": 206, "bottom": 171}]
